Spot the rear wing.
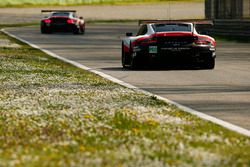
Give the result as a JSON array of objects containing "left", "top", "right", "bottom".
[
  {"left": 138, "top": 19, "right": 213, "bottom": 34},
  {"left": 138, "top": 19, "right": 214, "bottom": 35},
  {"left": 41, "top": 10, "right": 76, "bottom": 13},
  {"left": 138, "top": 19, "right": 213, "bottom": 26}
]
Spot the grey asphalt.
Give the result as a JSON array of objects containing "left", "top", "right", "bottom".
[{"left": 6, "top": 23, "right": 250, "bottom": 129}]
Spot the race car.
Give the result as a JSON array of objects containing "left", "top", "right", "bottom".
[
  {"left": 40, "top": 10, "right": 85, "bottom": 34},
  {"left": 121, "top": 20, "right": 216, "bottom": 69}
]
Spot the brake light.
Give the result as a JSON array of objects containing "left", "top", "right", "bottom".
[
  {"left": 141, "top": 37, "right": 157, "bottom": 44},
  {"left": 194, "top": 38, "right": 212, "bottom": 46},
  {"left": 44, "top": 19, "right": 51, "bottom": 24},
  {"left": 67, "top": 19, "right": 76, "bottom": 24}
]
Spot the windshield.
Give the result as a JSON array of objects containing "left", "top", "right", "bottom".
[
  {"left": 152, "top": 23, "right": 192, "bottom": 32},
  {"left": 51, "top": 12, "right": 70, "bottom": 17}
]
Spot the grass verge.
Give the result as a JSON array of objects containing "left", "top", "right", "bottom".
[
  {"left": 214, "top": 35, "right": 250, "bottom": 43},
  {"left": 0, "top": 31, "right": 249, "bottom": 166},
  {"left": 0, "top": 23, "right": 38, "bottom": 30},
  {"left": 0, "top": 0, "right": 203, "bottom": 8}
]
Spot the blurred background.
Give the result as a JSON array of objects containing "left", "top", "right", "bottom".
[
  {"left": 205, "top": 0, "right": 250, "bottom": 19},
  {"left": 205, "top": 0, "right": 250, "bottom": 37},
  {"left": 1, "top": 0, "right": 250, "bottom": 37}
]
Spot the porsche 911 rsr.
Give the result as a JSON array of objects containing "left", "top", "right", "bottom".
[
  {"left": 121, "top": 20, "right": 216, "bottom": 69},
  {"left": 40, "top": 10, "right": 85, "bottom": 34}
]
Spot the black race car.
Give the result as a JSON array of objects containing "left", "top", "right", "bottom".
[{"left": 40, "top": 10, "right": 85, "bottom": 34}]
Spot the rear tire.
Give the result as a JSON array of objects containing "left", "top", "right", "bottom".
[
  {"left": 128, "top": 43, "right": 141, "bottom": 70},
  {"left": 203, "top": 57, "right": 215, "bottom": 69},
  {"left": 41, "top": 27, "right": 50, "bottom": 34},
  {"left": 129, "top": 55, "right": 139, "bottom": 70},
  {"left": 41, "top": 29, "right": 45, "bottom": 34},
  {"left": 80, "top": 27, "right": 85, "bottom": 34},
  {"left": 122, "top": 43, "right": 129, "bottom": 68},
  {"left": 73, "top": 27, "right": 81, "bottom": 34}
]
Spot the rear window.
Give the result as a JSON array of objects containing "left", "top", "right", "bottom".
[
  {"left": 51, "top": 12, "right": 70, "bottom": 17},
  {"left": 152, "top": 23, "right": 192, "bottom": 32}
]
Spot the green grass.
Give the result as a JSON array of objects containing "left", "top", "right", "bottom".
[
  {"left": 0, "top": 23, "right": 38, "bottom": 29},
  {"left": 214, "top": 35, "right": 250, "bottom": 43},
  {"left": 0, "top": 31, "right": 249, "bottom": 166},
  {"left": 0, "top": 0, "right": 203, "bottom": 8}
]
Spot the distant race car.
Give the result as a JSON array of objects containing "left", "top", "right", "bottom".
[
  {"left": 121, "top": 20, "right": 216, "bottom": 69},
  {"left": 40, "top": 10, "right": 85, "bottom": 34}
]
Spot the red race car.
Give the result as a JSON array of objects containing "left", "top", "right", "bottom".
[
  {"left": 40, "top": 10, "right": 85, "bottom": 34},
  {"left": 122, "top": 20, "right": 216, "bottom": 69}
]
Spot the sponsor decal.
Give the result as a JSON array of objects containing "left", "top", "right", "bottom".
[{"left": 161, "top": 47, "right": 191, "bottom": 51}]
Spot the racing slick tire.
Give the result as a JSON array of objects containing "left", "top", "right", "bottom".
[
  {"left": 121, "top": 42, "right": 139, "bottom": 69},
  {"left": 203, "top": 57, "right": 215, "bottom": 69},
  {"left": 121, "top": 43, "right": 130, "bottom": 68},
  {"left": 41, "top": 27, "right": 51, "bottom": 34},
  {"left": 127, "top": 42, "right": 140, "bottom": 70},
  {"left": 129, "top": 55, "right": 139, "bottom": 70},
  {"left": 80, "top": 27, "right": 85, "bottom": 34},
  {"left": 73, "top": 27, "right": 85, "bottom": 35},
  {"left": 73, "top": 28, "right": 80, "bottom": 34}
]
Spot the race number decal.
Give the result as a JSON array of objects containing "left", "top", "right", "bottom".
[{"left": 149, "top": 46, "right": 157, "bottom": 53}]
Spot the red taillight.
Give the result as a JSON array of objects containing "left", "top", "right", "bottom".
[
  {"left": 67, "top": 19, "right": 76, "bottom": 24},
  {"left": 194, "top": 38, "right": 212, "bottom": 46},
  {"left": 141, "top": 37, "right": 157, "bottom": 44},
  {"left": 44, "top": 19, "right": 51, "bottom": 24}
]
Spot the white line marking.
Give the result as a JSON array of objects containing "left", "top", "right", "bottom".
[{"left": 2, "top": 29, "right": 250, "bottom": 137}]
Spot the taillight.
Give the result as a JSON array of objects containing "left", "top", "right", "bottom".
[
  {"left": 67, "top": 19, "right": 76, "bottom": 24},
  {"left": 44, "top": 19, "right": 51, "bottom": 24},
  {"left": 194, "top": 38, "right": 212, "bottom": 46},
  {"left": 141, "top": 37, "right": 157, "bottom": 44}
]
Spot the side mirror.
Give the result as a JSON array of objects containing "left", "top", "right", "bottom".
[
  {"left": 126, "top": 32, "right": 133, "bottom": 37},
  {"left": 79, "top": 16, "right": 83, "bottom": 20}
]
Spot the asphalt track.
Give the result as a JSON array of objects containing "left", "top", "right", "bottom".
[{"left": 5, "top": 23, "right": 250, "bottom": 130}]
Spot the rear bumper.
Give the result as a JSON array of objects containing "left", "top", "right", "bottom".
[
  {"left": 41, "top": 23, "right": 78, "bottom": 32},
  {"left": 133, "top": 45, "right": 216, "bottom": 64}
]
